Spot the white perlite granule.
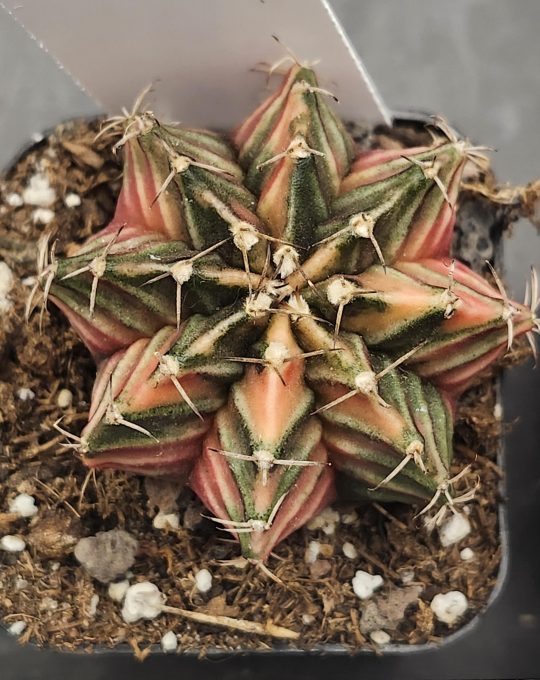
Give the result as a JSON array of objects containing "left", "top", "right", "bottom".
[
  {"left": 121, "top": 582, "right": 165, "bottom": 623},
  {"left": 0, "top": 261, "right": 14, "bottom": 314},
  {"left": 307, "top": 507, "right": 340, "bottom": 535},
  {"left": 153, "top": 511, "right": 180, "bottom": 530},
  {"left": 460, "top": 547, "right": 475, "bottom": 561},
  {"left": 8, "top": 621, "right": 27, "bottom": 636},
  {"left": 108, "top": 580, "right": 130, "bottom": 602},
  {"left": 370, "top": 630, "right": 391, "bottom": 645},
  {"left": 161, "top": 630, "right": 178, "bottom": 653},
  {"left": 194, "top": 568, "right": 212, "bottom": 593},
  {"left": 5, "top": 193, "right": 23, "bottom": 207},
  {"left": 438, "top": 513, "right": 471, "bottom": 547},
  {"left": 17, "top": 387, "right": 35, "bottom": 401},
  {"left": 352, "top": 570, "right": 383, "bottom": 600},
  {"left": 342, "top": 542, "right": 358, "bottom": 559},
  {"left": 22, "top": 172, "right": 56, "bottom": 207},
  {"left": 64, "top": 193, "right": 81, "bottom": 208},
  {"left": 0, "top": 535, "right": 26, "bottom": 552},
  {"left": 88, "top": 594, "right": 100, "bottom": 617},
  {"left": 32, "top": 207, "right": 55, "bottom": 225},
  {"left": 56, "top": 388, "right": 73, "bottom": 409},
  {"left": 430, "top": 591, "right": 468, "bottom": 625},
  {"left": 304, "top": 541, "right": 321, "bottom": 564},
  {"left": 9, "top": 493, "right": 38, "bottom": 518}
]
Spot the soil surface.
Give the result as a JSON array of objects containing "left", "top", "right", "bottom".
[{"left": 0, "top": 118, "right": 532, "bottom": 657}]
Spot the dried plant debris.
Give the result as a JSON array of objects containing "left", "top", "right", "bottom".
[{"left": 0, "top": 113, "right": 532, "bottom": 657}]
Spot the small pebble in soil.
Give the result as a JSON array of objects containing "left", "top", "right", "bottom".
[
  {"left": 302, "top": 614, "right": 315, "bottom": 625},
  {"left": 0, "top": 261, "right": 14, "bottom": 313},
  {"left": 22, "top": 172, "right": 56, "bottom": 207},
  {"left": 88, "top": 594, "right": 99, "bottom": 617},
  {"left": 121, "top": 582, "right": 165, "bottom": 624},
  {"left": 493, "top": 402, "right": 502, "bottom": 420},
  {"left": 306, "top": 507, "right": 340, "bottom": 535},
  {"left": 15, "top": 577, "right": 28, "bottom": 590},
  {"left": 56, "top": 388, "right": 73, "bottom": 409},
  {"left": 194, "top": 568, "right": 212, "bottom": 594},
  {"left": 5, "top": 192, "right": 23, "bottom": 208},
  {"left": 153, "top": 511, "right": 180, "bottom": 530},
  {"left": 8, "top": 621, "right": 27, "bottom": 636},
  {"left": 341, "top": 510, "right": 358, "bottom": 525},
  {"left": 400, "top": 569, "right": 416, "bottom": 585},
  {"left": 342, "top": 542, "right": 358, "bottom": 559},
  {"left": 304, "top": 540, "right": 320, "bottom": 564},
  {"left": 438, "top": 513, "right": 471, "bottom": 547},
  {"left": 16, "top": 387, "right": 35, "bottom": 401},
  {"left": 64, "top": 192, "right": 81, "bottom": 208},
  {"left": 370, "top": 630, "right": 391, "bottom": 645},
  {"left": 21, "top": 276, "right": 36, "bottom": 287},
  {"left": 108, "top": 579, "right": 130, "bottom": 602},
  {"left": 161, "top": 630, "right": 178, "bottom": 653},
  {"left": 0, "top": 535, "right": 26, "bottom": 552},
  {"left": 32, "top": 207, "right": 55, "bottom": 225},
  {"left": 74, "top": 529, "right": 138, "bottom": 583},
  {"left": 9, "top": 493, "right": 38, "bottom": 518},
  {"left": 430, "top": 591, "right": 468, "bottom": 625},
  {"left": 352, "top": 570, "right": 384, "bottom": 600},
  {"left": 39, "top": 597, "right": 59, "bottom": 612},
  {"left": 460, "top": 547, "right": 475, "bottom": 561}
]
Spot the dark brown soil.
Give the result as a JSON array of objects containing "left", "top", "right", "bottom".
[{"left": 0, "top": 119, "right": 532, "bottom": 658}]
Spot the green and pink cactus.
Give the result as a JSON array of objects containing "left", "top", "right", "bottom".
[{"left": 30, "top": 62, "right": 539, "bottom": 563}]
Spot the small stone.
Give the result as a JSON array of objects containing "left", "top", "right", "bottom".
[
  {"left": 108, "top": 579, "right": 130, "bottom": 602},
  {"left": 153, "top": 511, "right": 180, "bottom": 530},
  {"left": 342, "top": 542, "right": 357, "bottom": 559},
  {"left": 56, "top": 388, "right": 73, "bottom": 409},
  {"left": 50, "top": 562, "right": 60, "bottom": 572},
  {"left": 304, "top": 540, "right": 320, "bottom": 564},
  {"left": 493, "top": 402, "right": 502, "bottom": 420},
  {"left": 302, "top": 613, "right": 315, "bottom": 625},
  {"left": 460, "top": 547, "right": 474, "bottom": 561},
  {"left": 32, "top": 207, "right": 55, "bottom": 224},
  {"left": 5, "top": 193, "right": 23, "bottom": 207},
  {"left": 15, "top": 577, "right": 28, "bottom": 590},
  {"left": 161, "top": 630, "right": 178, "bottom": 653},
  {"left": 439, "top": 513, "right": 471, "bottom": 547},
  {"left": 8, "top": 621, "right": 26, "bottom": 636},
  {"left": 17, "top": 387, "right": 35, "bottom": 401},
  {"left": 121, "top": 582, "right": 164, "bottom": 623},
  {"left": 0, "top": 535, "right": 26, "bottom": 552},
  {"left": 9, "top": 493, "right": 38, "bottom": 518},
  {"left": 352, "top": 570, "right": 383, "bottom": 600},
  {"left": 194, "top": 568, "right": 212, "bottom": 594},
  {"left": 28, "top": 510, "right": 81, "bottom": 559},
  {"left": 370, "top": 630, "right": 391, "bottom": 645},
  {"left": 74, "top": 529, "right": 138, "bottom": 583},
  {"left": 400, "top": 569, "right": 415, "bottom": 585},
  {"left": 64, "top": 192, "right": 81, "bottom": 208},
  {"left": 21, "top": 276, "right": 36, "bottom": 287},
  {"left": 309, "top": 559, "right": 332, "bottom": 579},
  {"left": 430, "top": 591, "right": 468, "bottom": 625},
  {"left": 39, "top": 596, "right": 59, "bottom": 612},
  {"left": 88, "top": 594, "right": 99, "bottom": 617}
]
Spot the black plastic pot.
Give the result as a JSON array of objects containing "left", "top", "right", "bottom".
[{"left": 2, "top": 116, "right": 540, "bottom": 680}]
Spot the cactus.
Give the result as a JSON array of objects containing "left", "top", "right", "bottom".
[{"left": 32, "top": 62, "right": 538, "bottom": 563}]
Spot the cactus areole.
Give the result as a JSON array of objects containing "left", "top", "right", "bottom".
[{"left": 31, "top": 63, "right": 538, "bottom": 563}]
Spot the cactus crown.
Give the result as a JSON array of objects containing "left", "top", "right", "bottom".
[{"left": 30, "top": 63, "right": 538, "bottom": 562}]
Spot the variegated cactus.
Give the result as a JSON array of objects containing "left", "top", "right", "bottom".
[{"left": 31, "top": 63, "right": 538, "bottom": 563}]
